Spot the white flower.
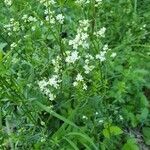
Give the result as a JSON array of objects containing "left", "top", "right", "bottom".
[
  {"left": 82, "top": 115, "right": 88, "bottom": 120},
  {"left": 94, "top": 27, "right": 106, "bottom": 37},
  {"left": 95, "top": 112, "right": 99, "bottom": 115},
  {"left": 103, "top": 44, "right": 109, "bottom": 51},
  {"left": 83, "top": 83, "right": 87, "bottom": 90},
  {"left": 48, "top": 75, "right": 61, "bottom": 89},
  {"left": 65, "top": 51, "right": 80, "bottom": 64},
  {"left": 96, "top": 51, "right": 107, "bottom": 62},
  {"left": 4, "top": 18, "right": 20, "bottom": 34},
  {"left": 119, "top": 115, "right": 123, "bottom": 120},
  {"left": 38, "top": 79, "right": 48, "bottom": 92},
  {"left": 85, "top": 54, "right": 94, "bottom": 60},
  {"left": 4, "top": 0, "right": 12, "bottom": 6},
  {"left": 48, "top": 93, "right": 56, "bottom": 101},
  {"left": 82, "top": 41, "right": 89, "bottom": 49},
  {"left": 73, "top": 74, "right": 87, "bottom": 90},
  {"left": 28, "top": 16, "right": 37, "bottom": 22},
  {"left": 10, "top": 42, "right": 17, "bottom": 49},
  {"left": 81, "top": 33, "right": 89, "bottom": 40},
  {"left": 56, "top": 14, "right": 64, "bottom": 24},
  {"left": 45, "top": 10, "right": 55, "bottom": 24},
  {"left": 110, "top": 52, "right": 117, "bottom": 58},
  {"left": 98, "top": 119, "right": 104, "bottom": 123},
  {"left": 75, "top": 0, "right": 90, "bottom": 5},
  {"left": 31, "top": 26, "right": 36, "bottom": 31},
  {"left": 38, "top": 78, "right": 57, "bottom": 101},
  {"left": 40, "top": 0, "right": 56, "bottom": 6},
  {"left": 73, "top": 81, "right": 78, "bottom": 87},
  {"left": 22, "top": 14, "right": 28, "bottom": 22},
  {"left": 69, "top": 19, "right": 89, "bottom": 49},
  {"left": 95, "top": 0, "right": 102, "bottom": 7},
  {"left": 52, "top": 56, "right": 61, "bottom": 73},
  {"left": 76, "top": 73, "right": 83, "bottom": 81},
  {"left": 69, "top": 34, "right": 80, "bottom": 49},
  {"left": 83, "top": 64, "right": 94, "bottom": 74},
  {"left": 79, "top": 20, "right": 90, "bottom": 31},
  {"left": 96, "top": 54, "right": 106, "bottom": 62}
]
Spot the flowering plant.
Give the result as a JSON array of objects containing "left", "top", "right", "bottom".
[{"left": 0, "top": 0, "right": 149, "bottom": 149}]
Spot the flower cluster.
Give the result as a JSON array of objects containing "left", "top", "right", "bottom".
[
  {"left": 65, "top": 51, "right": 80, "bottom": 64},
  {"left": 69, "top": 20, "right": 90, "bottom": 49},
  {"left": 56, "top": 14, "right": 65, "bottom": 24},
  {"left": 48, "top": 75, "right": 61, "bottom": 89},
  {"left": 21, "top": 15, "right": 38, "bottom": 31},
  {"left": 4, "top": 0, "right": 12, "bottom": 6},
  {"left": 96, "top": 44, "right": 110, "bottom": 62},
  {"left": 73, "top": 73, "right": 87, "bottom": 90},
  {"left": 44, "top": 9, "right": 55, "bottom": 24},
  {"left": 39, "top": 0, "right": 56, "bottom": 24},
  {"left": 10, "top": 42, "right": 17, "bottom": 49},
  {"left": 4, "top": 18, "right": 20, "bottom": 36},
  {"left": 83, "top": 54, "right": 95, "bottom": 74},
  {"left": 75, "top": 0, "right": 90, "bottom": 5},
  {"left": 40, "top": 1, "right": 64, "bottom": 25},
  {"left": 96, "top": 44, "right": 117, "bottom": 61},
  {"left": 22, "top": 15, "right": 37, "bottom": 23},
  {"left": 94, "top": 27, "right": 106, "bottom": 38},
  {"left": 110, "top": 52, "right": 117, "bottom": 58},
  {"left": 38, "top": 75, "right": 61, "bottom": 101},
  {"left": 52, "top": 56, "right": 61, "bottom": 73},
  {"left": 95, "top": 0, "right": 102, "bottom": 7},
  {"left": 39, "top": 0, "right": 56, "bottom": 6}
]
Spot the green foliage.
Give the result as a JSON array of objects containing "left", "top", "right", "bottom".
[
  {"left": 142, "top": 127, "right": 150, "bottom": 145},
  {"left": 0, "top": 0, "right": 150, "bottom": 149},
  {"left": 103, "top": 125, "right": 123, "bottom": 138},
  {"left": 122, "top": 138, "right": 139, "bottom": 150}
]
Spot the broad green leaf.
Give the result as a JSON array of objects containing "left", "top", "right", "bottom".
[
  {"left": 103, "top": 126, "right": 123, "bottom": 138},
  {"left": 122, "top": 139, "right": 139, "bottom": 150},
  {"left": 103, "top": 128, "right": 110, "bottom": 138},
  {"left": 110, "top": 126, "right": 123, "bottom": 135}
]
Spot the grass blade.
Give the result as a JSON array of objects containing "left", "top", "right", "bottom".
[
  {"left": 35, "top": 101, "right": 79, "bottom": 129},
  {"left": 63, "top": 137, "right": 79, "bottom": 150},
  {"left": 67, "top": 132, "right": 98, "bottom": 150}
]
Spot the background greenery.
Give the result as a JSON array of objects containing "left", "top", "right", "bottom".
[{"left": 0, "top": 0, "right": 150, "bottom": 149}]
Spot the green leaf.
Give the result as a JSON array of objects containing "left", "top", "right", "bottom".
[
  {"left": 142, "top": 127, "right": 150, "bottom": 145},
  {"left": 110, "top": 126, "right": 123, "bottom": 135},
  {"left": 122, "top": 138, "right": 139, "bottom": 150},
  {"left": 140, "top": 108, "right": 149, "bottom": 121},
  {"left": 35, "top": 101, "right": 79, "bottom": 129},
  {"left": 103, "top": 128, "right": 110, "bottom": 138},
  {"left": 103, "top": 125, "right": 123, "bottom": 138},
  {"left": 63, "top": 137, "right": 79, "bottom": 150},
  {"left": 67, "top": 132, "right": 98, "bottom": 150}
]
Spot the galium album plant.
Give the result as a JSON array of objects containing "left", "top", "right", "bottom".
[{"left": 0, "top": 0, "right": 150, "bottom": 149}]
